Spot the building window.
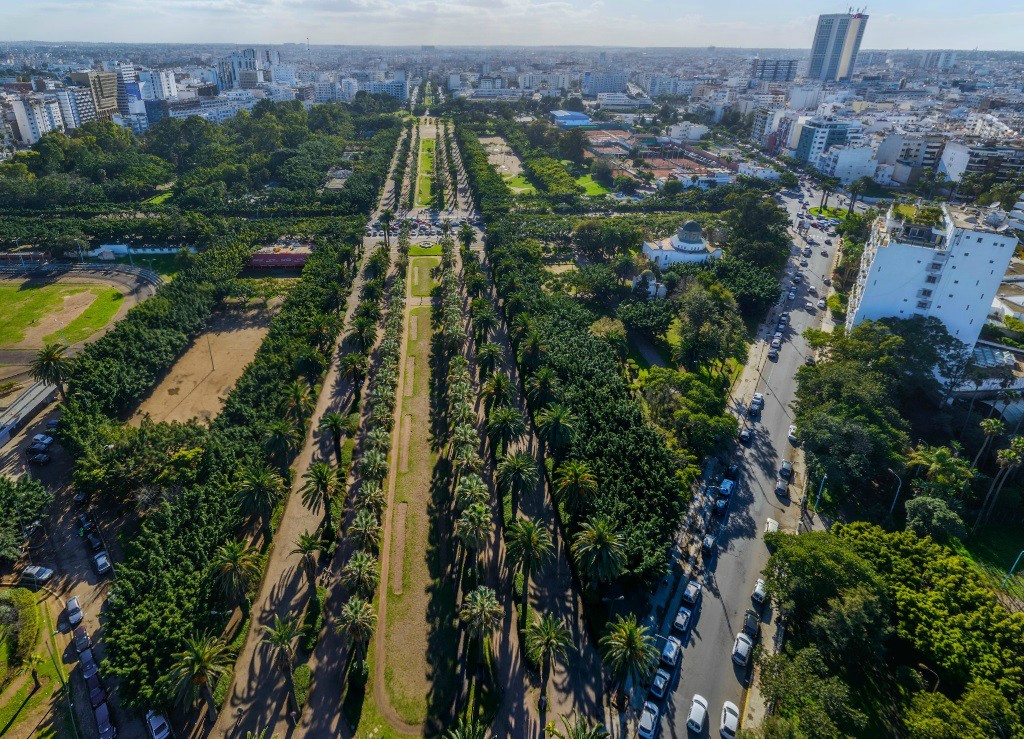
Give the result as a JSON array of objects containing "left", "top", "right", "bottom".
[
  {"left": 917, "top": 301, "right": 929, "bottom": 309},
  {"left": 964, "top": 252, "right": 970, "bottom": 256},
  {"left": 978, "top": 237, "right": 983, "bottom": 242},
  {"left": 926, "top": 275, "right": 938, "bottom": 283},
  {"left": 921, "top": 290, "right": 932, "bottom": 297}
]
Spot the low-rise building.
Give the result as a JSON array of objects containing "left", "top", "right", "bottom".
[
  {"left": 550, "top": 110, "right": 591, "bottom": 128},
  {"left": 642, "top": 221, "right": 722, "bottom": 268}
]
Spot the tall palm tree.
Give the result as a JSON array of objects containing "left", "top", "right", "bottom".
[
  {"left": 599, "top": 613, "right": 658, "bottom": 695},
  {"left": 280, "top": 379, "right": 314, "bottom": 423},
  {"left": 336, "top": 595, "right": 377, "bottom": 660},
  {"left": 971, "top": 418, "right": 1005, "bottom": 473},
  {"left": 458, "top": 222, "right": 475, "bottom": 252},
  {"left": 536, "top": 403, "right": 576, "bottom": 460},
  {"left": 555, "top": 460, "right": 598, "bottom": 516},
  {"left": 341, "top": 550, "right": 381, "bottom": 596},
  {"left": 212, "top": 539, "right": 261, "bottom": 615},
  {"left": 459, "top": 586, "right": 503, "bottom": 664},
  {"left": 236, "top": 464, "right": 286, "bottom": 540},
  {"left": 168, "top": 634, "right": 234, "bottom": 724},
  {"left": 905, "top": 443, "right": 973, "bottom": 499},
  {"left": 976, "top": 436, "right": 1024, "bottom": 529},
  {"left": 548, "top": 713, "right": 609, "bottom": 739},
  {"left": 350, "top": 508, "right": 381, "bottom": 550},
  {"left": 476, "top": 343, "right": 502, "bottom": 377},
  {"left": 318, "top": 411, "right": 348, "bottom": 463},
  {"left": 445, "top": 718, "right": 486, "bottom": 739},
  {"left": 291, "top": 531, "right": 322, "bottom": 589},
  {"left": 261, "top": 419, "right": 302, "bottom": 471},
  {"left": 341, "top": 352, "right": 368, "bottom": 404},
  {"left": 526, "top": 366, "right": 559, "bottom": 410},
  {"left": 351, "top": 316, "right": 378, "bottom": 353},
  {"left": 506, "top": 518, "right": 553, "bottom": 621},
  {"left": 301, "top": 462, "right": 342, "bottom": 536},
  {"left": 526, "top": 613, "right": 573, "bottom": 695},
  {"left": 379, "top": 208, "right": 395, "bottom": 248},
  {"left": 455, "top": 473, "right": 489, "bottom": 512},
  {"left": 262, "top": 614, "right": 302, "bottom": 682},
  {"left": 31, "top": 342, "right": 72, "bottom": 400},
  {"left": 518, "top": 329, "right": 547, "bottom": 369},
  {"left": 487, "top": 406, "right": 526, "bottom": 457},
  {"left": 572, "top": 516, "right": 626, "bottom": 588},
  {"left": 480, "top": 371, "right": 514, "bottom": 412},
  {"left": 497, "top": 451, "right": 538, "bottom": 516},
  {"left": 456, "top": 502, "right": 492, "bottom": 575}
]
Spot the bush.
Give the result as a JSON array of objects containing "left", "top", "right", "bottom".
[
  {"left": 292, "top": 663, "right": 312, "bottom": 708},
  {"left": 300, "top": 586, "right": 327, "bottom": 653},
  {"left": 0, "top": 588, "right": 39, "bottom": 665}
]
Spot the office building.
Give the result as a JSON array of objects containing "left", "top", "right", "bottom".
[
  {"left": 750, "top": 108, "right": 778, "bottom": 148},
  {"left": 808, "top": 12, "right": 869, "bottom": 82},
  {"left": 70, "top": 70, "right": 119, "bottom": 119},
  {"left": 847, "top": 204, "right": 1018, "bottom": 353},
  {"left": 922, "top": 50, "right": 957, "bottom": 71},
  {"left": 939, "top": 142, "right": 1024, "bottom": 183},
  {"left": 52, "top": 87, "right": 96, "bottom": 128},
  {"left": 749, "top": 58, "right": 799, "bottom": 82},
  {"left": 792, "top": 117, "right": 862, "bottom": 163},
  {"left": 582, "top": 70, "right": 627, "bottom": 96},
  {"left": 217, "top": 48, "right": 280, "bottom": 90}
]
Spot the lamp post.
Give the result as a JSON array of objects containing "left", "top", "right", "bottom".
[
  {"left": 887, "top": 468, "right": 904, "bottom": 517},
  {"left": 813, "top": 473, "right": 828, "bottom": 512},
  {"left": 1001, "top": 549, "right": 1024, "bottom": 590}
]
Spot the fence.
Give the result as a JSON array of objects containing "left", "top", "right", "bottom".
[{"left": 0, "top": 262, "right": 164, "bottom": 287}]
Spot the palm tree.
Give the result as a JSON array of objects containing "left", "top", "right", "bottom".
[
  {"left": 487, "top": 406, "right": 526, "bottom": 456},
  {"left": 506, "top": 518, "right": 553, "bottom": 621},
  {"left": 341, "top": 550, "right": 381, "bottom": 596},
  {"left": 262, "top": 614, "right": 302, "bottom": 682},
  {"left": 456, "top": 502, "right": 492, "bottom": 574},
  {"left": 358, "top": 479, "right": 387, "bottom": 515},
  {"left": 480, "top": 371, "right": 514, "bottom": 412},
  {"left": 476, "top": 343, "right": 502, "bottom": 377},
  {"left": 341, "top": 352, "right": 368, "bottom": 404},
  {"left": 31, "top": 342, "right": 72, "bottom": 400},
  {"left": 905, "top": 443, "right": 973, "bottom": 499},
  {"left": 291, "top": 531, "right": 322, "bottom": 589},
  {"left": 379, "top": 208, "right": 395, "bottom": 248},
  {"left": 280, "top": 379, "right": 314, "bottom": 423},
  {"left": 526, "top": 613, "right": 573, "bottom": 695},
  {"left": 445, "top": 718, "right": 487, "bottom": 739},
  {"left": 301, "top": 462, "right": 342, "bottom": 535},
  {"left": 459, "top": 586, "right": 503, "bottom": 664},
  {"left": 976, "top": 436, "right": 1024, "bottom": 529},
  {"left": 458, "top": 222, "right": 475, "bottom": 252},
  {"left": 846, "top": 176, "right": 873, "bottom": 215},
  {"left": 971, "top": 418, "right": 1005, "bottom": 473},
  {"left": 455, "top": 473, "right": 489, "bottom": 512},
  {"left": 572, "top": 516, "right": 626, "bottom": 588},
  {"left": 548, "top": 713, "right": 609, "bottom": 739},
  {"left": 351, "top": 315, "right": 378, "bottom": 353},
  {"left": 526, "top": 366, "right": 559, "bottom": 409},
  {"left": 554, "top": 460, "right": 598, "bottom": 516},
  {"left": 336, "top": 595, "right": 377, "bottom": 660},
  {"left": 262, "top": 419, "right": 302, "bottom": 471},
  {"left": 25, "top": 653, "right": 43, "bottom": 689},
  {"left": 497, "top": 451, "right": 538, "bottom": 516},
  {"left": 350, "top": 507, "right": 381, "bottom": 550},
  {"left": 361, "top": 449, "right": 389, "bottom": 482},
  {"left": 236, "top": 464, "right": 286, "bottom": 540},
  {"left": 599, "top": 613, "right": 658, "bottom": 695},
  {"left": 212, "top": 539, "right": 261, "bottom": 615},
  {"left": 319, "top": 411, "right": 348, "bottom": 463},
  {"left": 168, "top": 634, "right": 234, "bottom": 724},
  {"left": 536, "top": 403, "right": 576, "bottom": 460}
]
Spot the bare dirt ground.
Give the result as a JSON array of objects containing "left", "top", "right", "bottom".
[
  {"left": 478, "top": 135, "right": 524, "bottom": 178},
  {"left": 130, "top": 301, "right": 279, "bottom": 425}
]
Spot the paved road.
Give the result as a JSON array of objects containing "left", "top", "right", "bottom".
[{"left": 657, "top": 181, "right": 836, "bottom": 738}]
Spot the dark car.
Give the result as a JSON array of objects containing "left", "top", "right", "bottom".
[
  {"left": 28, "top": 454, "right": 51, "bottom": 466},
  {"left": 743, "top": 609, "right": 762, "bottom": 638},
  {"left": 739, "top": 428, "right": 753, "bottom": 445},
  {"left": 94, "top": 701, "right": 117, "bottom": 739},
  {"left": 84, "top": 530, "right": 104, "bottom": 552},
  {"left": 76, "top": 512, "right": 96, "bottom": 534},
  {"left": 26, "top": 442, "right": 49, "bottom": 456},
  {"left": 725, "top": 464, "right": 740, "bottom": 481},
  {"left": 73, "top": 625, "right": 92, "bottom": 653},
  {"left": 86, "top": 672, "right": 106, "bottom": 708},
  {"left": 79, "top": 647, "right": 99, "bottom": 679},
  {"left": 805, "top": 354, "right": 816, "bottom": 366}
]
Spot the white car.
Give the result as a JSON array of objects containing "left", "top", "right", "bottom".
[
  {"left": 145, "top": 711, "right": 171, "bottom": 739},
  {"left": 682, "top": 579, "right": 703, "bottom": 607},
  {"left": 21, "top": 565, "right": 54, "bottom": 585},
  {"left": 788, "top": 425, "right": 798, "bottom": 443},
  {"left": 93, "top": 551, "right": 112, "bottom": 575},
  {"left": 752, "top": 578, "right": 767, "bottom": 604},
  {"left": 817, "top": 298, "right": 827, "bottom": 309},
  {"left": 751, "top": 392, "right": 764, "bottom": 409},
  {"left": 732, "top": 632, "right": 754, "bottom": 666},
  {"left": 721, "top": 701, "right": 740, "bottom": 738},
  {"left": 687, "top": 694, "right": 709, "bottom": 733},
  {"left": 66, "top": 595, "right": 84, "bottom": 626},
  {"left": 638, "top": 700, "right": 660, "bottom": 739},
  {"left": 660, "top": 635, "right": 683, "bottom": 667}
]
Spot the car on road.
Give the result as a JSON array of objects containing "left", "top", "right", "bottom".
[
  {"left": 799, "top": 259, "right": 808, "bottom": 267},
  {"left": 682, "top": 579, "right": 703, "bottom": 607},
  {"left": 20, "top": 565, "right": 54, "bottom": 585},
  {"left": 145, "top": 711, "right": 172, "bottom": 739},
  {"left": 775, "top": 477, "right": 789, "bottom": 497},
  {"left": 752, "top": 578, "right": 767, "bottom": 605},
  {"left": 638, "top": 700, "right": 660, "bottom": 739},
  {"left": 743, "top": 609, "right": 761, "bottom": 638},
  {"left": 817, "top": 298, "right": 827, "bottom": 309},
  {"left": 674, "top": 605, "right": 693, "bottom": 634},
  {"left": 714, "top": 494, "right": 730, "bottom": 517},
  {"left": 770, "top": 336, "right": 781, "bottom": 349},
  {"left": 66, "top": 596, "right": 84, "bottom": 626},
  {"left": 788, "top": 425, "right": 798, "bottom": 443},
  {"left": 73, "top": 625, "right": 92, "bottom": 653},
  {"left": 805, "top": 354, "right": 816, "bottom": 366},
  {"left": 80, "top": 647, "right": 99, "bottom": 679},
  {"left": 702, "top": 530, "right": 718, "bottom": 557},
  {"left": 739, "top": 428, "right": 753, "bottom": 445},
  {"left": 721, "top": 701, "right": 740, "bottom": 738},
  {"left": 732, "top": 632, "right": 754, "bottom": 666},
  {"left": 649, "top": 669, "right": 671, "bottom": 701},
  {"left": 660, "top": 635, "right": 682, "bottom": 667},
  {"left": 719, "top": 479, "right": 736, "bottom": 497},
  {"left": 787, "top": 290, "right": 797, "bottom": 301},
  {"left": 767, "top": 347, "right": 779, "bottom": 361},
  {"left": 94, "top": 701, "right": 117, "bottom": 738},
  {"left": 751, "top": 392, "right": 764, "bottom": 410},
  {"left": 86, "top": 672, "right": 107, "bottom": 708},
  {"left": 687, "top": 694, "right": 709, "bottom": 733},
  {"left": 779, "top": 460, "right": 793, "bottom": 478},
  {"left": 93, "top": 551, "right": 112, "bottom": 575}
]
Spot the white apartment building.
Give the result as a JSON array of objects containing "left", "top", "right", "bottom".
[
  {"left": 448, "top": 73, "right": 463, "bottom": 91},
  {"left": 667, "top": 122, "right": 709, "bottom": 142},
  {"left": 340, "top": 78, "right": 358, "bottom": 102},
  {"left": 846, "top": 204, "right": 1018, "bottom": 352},
  {"left": 52, "top": 88, "right": 96, "bottom": 128},
  {"left": 137, "top": 70, "right": 178, "bottom": 100},
  {"left": 815, "top": 145, "right": 876, "bottom": 184},
  {"left": 10, "top": 96, "right": 64, "bottom": 145},
  {"left": 518, "top": 73, "right": 570, "bottom": 92}
]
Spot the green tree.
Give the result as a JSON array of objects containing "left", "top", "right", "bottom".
[
  {"left": 525, "top": 612, "right": 573, "bottom": 695},
  {"left": 497, "top": 450, "right": 538, "bottom": 515},
  {"left": 318, "top": 411, "right": 348, "bottom": 464},
  {"left": 379, "top": 208, "right": 394, "bottom": 249},
  {"left": 487, "top": 405, "right": 526, "bottom": 456},
  {"left": 301, "top": 462, "right": 342, "bottom": 536},
  {"left": 167, "top": 634, "right": 234, "bottom": 724},
  {"left": 599, "top": 613, "right": 658, "bottom": 694},
  {"left": 262, "top": 615, "right": 302, "bottom": 694},
  {"left": 506, "top": 518, "right": 553, "bottom": 621},
  {"left": 571, "top": 516, "right": 626, "bottom": 587},
  {"left": 548, "top": 713, "right": 609, "bottom": 739},
  {"left": 262, "top": 419, "right": 302, "bottom": 471},
  {"left": 349, "top": 507, "right": 381, "bottom": 550},
  {"left": 459, "top": 586, "right": 503, "bottom": 664},
  {"left": 280, "top": 379, "right": 314, "bottom": 423},
  {"left": 476, "top": 343, "right": 502, "bottom": 377},
  {"left": 335, "top": 595, "right": 376, "bottom": 660},
  {"left": 341, "top": 352, "right": 368, "bottom": 405},
  {"left": 480, "top": 371, "right": 515, "bottom": 413},
  {"left": 554, "top": 460, "right": 598, "bottom": 516},
  {"left": 456, "top": 502, "right": 492, "bottom": 575},
  {"left": 340, "top": 550, "right": 380, "bottom": 596},
  {"left": 31, "top": 342, "right": 72, "bottom": 400},
  {"left": 235, "top": 464, "right": 286, "bottom": 540},
  {"left": 291, "top": 531, "right": 322, "bottom": 589},
  {"left": 535, "top": 403, "right": 576, "bottom": 460},
  {"left": 212, "top": 539, "right": 261, "bottom": 615},
  {"left": 905, "top": 496, "right": 967, "bottom": 542},
  {"left": 906, "top": 443, "right": 974, "bottom": 501}
]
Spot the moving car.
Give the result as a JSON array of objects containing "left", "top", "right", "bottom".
[
  {"left": 673, "top": 605, "right": 693, "bottom": 634},
  {"left": 145, "top": 711, "right": 172, "bottom": 739},
  {"left": 752, "top": 578, "right": 767, "bottom": 605},
  {"left": 732, "top": 632, "right": 754, "bottom": 666},
  {"left": 66, "top": 596, "right": 84, "bottom": 626},
  {"left": 638, "top": 700, "right": 660, "bottom": 739},
  {"left": 721, "top": 701, "right": 740, "bottom": 738},
  {"left": 682, "top": 579, "right": 703, "bottom": 607},
  {"left": 687, "top": 694, "right": 709, "bottom": 733},
  {"left": 20, "top": 565, "right": 54, "bottom": 585},
  {"left": 660, "top": 635, "right": 682, "bottom": 667}
]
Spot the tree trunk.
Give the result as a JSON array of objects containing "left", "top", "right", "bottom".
[
  {"left": 984, "top": 466, "right": 1017, "bottom": 524},
  {"left": 204, "top": 684, "right": 218, "bottom": 724},
  {"left": 333, "top": 434, "right": 343, "bottom": 465},
  {"left": 973, "top": 466, "right": 1005, "bottom": 533},
  {"left": 520, "top": 565, "right": 531, "bottom": 626}
]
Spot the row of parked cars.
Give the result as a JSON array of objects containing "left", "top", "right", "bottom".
[{"left": 24, "top": 419, "right": 59, "bottom": 465}]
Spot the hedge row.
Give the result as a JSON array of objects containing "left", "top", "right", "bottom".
[
  {"left": 454, "top": 124, "right": 512, "bottom": 223},
  {"left": 496, "top": 120, "right": 582, "bottom": 197}
]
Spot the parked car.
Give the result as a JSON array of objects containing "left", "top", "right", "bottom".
[
  {"left": 770, "top": 337, "right": 781, "bottom": 350},
  {"left": 743, "top": 609, "right": 761, "bottom": 638},
  {"left": 85, "top": 530, "right": 104, "bottom": 552},
  {"left": 714, "top": 495, "right": 730, "bottom": 517},
  {"left": 702, "top": 531, "right": 718, "bottom": 556},
  {"left": 682, "top": 579, "right": 703, "bottom": 607},
  {"left": 721, "top": 701, "right": 740, "bottom": 738},
  {"left": 86, "top": 672, "right": 107, "bottom": 708},
  {"left": 20, "top": 565, "right": 54, "bottom": 585},
  {"left": 732, "top": 632, "right": 754, "bottom": 666},
  {"left": 738, "top": 428, "right": 753, "bottom": 445},
  {"left": 94, "top": 701, "right": 117, "bottom": 739},
  {"left": 93, "top": 551, "right": 112, "bottom": 575},
  {"left": 724, "top": 464, "right": 739, "bottom": 481},
  {"left": 674, "top": 605, "right": 693, "bottom": 634},
  {"left": 775, "top": 477, "right": 789, "bottom": 497},
  {"left": 76, "top": 513, "right": 96, "bottom": 534},
  {"left": 764, "top": 518, "right": 780, "bottom": 534},
  {"left": 649, "top": 669, "right": 671, "bottom": 701},
  {"left": 751, "top": 393, "right": 764, "bottom": 410},
  {"left": 145, "top": 711, "right": 172, "bottom": 739},
  {"left": 788, "top": 425, "right": 798, "bottom": 443},
  {"left": 805, "top": 354, "right": 816, "bottom": 366},
  {"left": 660, "top": 635, "right": 682, "bottom": 667},
  {"left": 66, "top": 595, "right": 84, "bottom": 626},
  {"left": 26, "top": 442, "right": 49, "bottom": 457},
  {"left": 787, "top": 290, "right": 797, "bottom": 301},
  {"left": 687, "top": 694, "right": 709, "bottom": 733},
  {"left": 799, "top": 259, "right": 808, "bottom": 267},
  {"left": 31, "top": 434, "right": 54, "bottom": 448},
  {"left": 79, "top": 647, "right": 99, "bottom": 679},
  {"left": 778, "top": 313, "right": 789, "bottom": 326},
  {"left": 28, "top": 454, "right": 50, "bottom": 466},
  {"left": 779, "top": 460, "right": 793, "bottom": 478},
  {"left": 817, "top": 298, "right": 827, "bottom": 309},
  {"left": 73, "top": 625, "right": 92, "bottom": 653},
  {"left": 791, "top": 274, "right": 802, "bottom": 284},
  {"left": 719, "top": 479, "right": 736, "bottom": 498},
  {"left": 767, "top": 347, "right": 779, "bottom": 361},
  {"left": 638, "top": 700, "right": 660, "bottom": 739}
]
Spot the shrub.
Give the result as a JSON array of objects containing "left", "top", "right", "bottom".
[
  {"left": 300, "top": 586, "right": 327, "bottom": 653},
  {"left": 292, "top": 663, "right": 312, "bottom": 708}
]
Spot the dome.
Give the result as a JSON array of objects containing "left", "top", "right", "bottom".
[{"left": 678, "top": 220, "right": 704, "bottom": 244}]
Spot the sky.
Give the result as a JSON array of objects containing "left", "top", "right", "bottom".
[{"left": 3, "top": 0, "right": 1024, "bottom": 50}]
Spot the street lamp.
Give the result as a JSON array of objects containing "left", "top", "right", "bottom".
[
  {"left": 1001, "top": 549, "right": 1024, "bottom": 590},
  {"left": 887, "top": 468, "right": 904, "bottom": 516},
  {"left": 813, "top": 473, "right": 828, "bottom": 512}
]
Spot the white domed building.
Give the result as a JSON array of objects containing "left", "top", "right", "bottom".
[{"left": 642, "top": 220, "right": 722, "bottom": 268}]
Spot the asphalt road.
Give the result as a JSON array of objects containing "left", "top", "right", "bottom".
[{"left": 658, "top": 181, "right": 837, "bottom": 738}]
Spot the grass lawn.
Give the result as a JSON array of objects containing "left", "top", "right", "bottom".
[
  {"left": 89, "top": 253, "right": 186, "bottom": 280},
  {"left": 415, "top": 176, "right": 432, "bottom": 207},
  {"left": 504, "top": 174, "right": 536, "bottom": 195},
  {"left": 952, "top": 526, "right": 1024, "bottom": 601},
  {"left": 408, "top": 244, "right": 442, "bottom": 257},
  {"left": 142, "top": 191, "right": 173, "bottom": 205},
  {"left": 0, "top": 591, "right": 69, "bottom": 736},
  {"left": 43, "top": 287, "right": 123, "bottom": 344},
  {"left": 808, "top": 206, "right": 849, "bottom": 220},
  {"left": 0, "top": 284, "right": 86, "bottom": 345},
  {"left": 576, "top": 174, "right": 610, "bottom": 196},
  {"left": 409, "top": 257, "right": 439, "bottom": 297}
]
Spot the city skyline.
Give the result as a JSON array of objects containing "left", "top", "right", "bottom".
[{"left": 3, "top": 1, "right": 1024, "bottom": 51}]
